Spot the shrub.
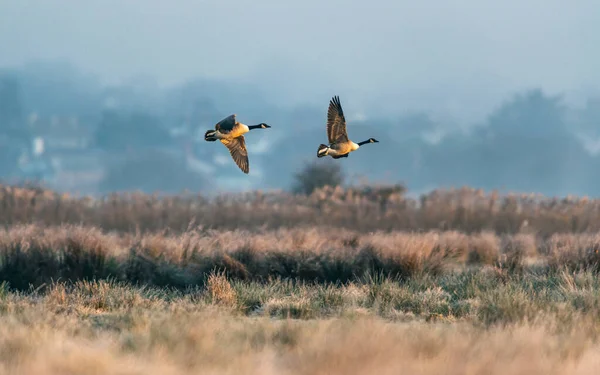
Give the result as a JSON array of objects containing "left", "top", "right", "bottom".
[{"left": 292, "top": 160, "right": 344, "bottom": 195}]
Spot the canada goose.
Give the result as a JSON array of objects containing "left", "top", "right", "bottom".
[
  {"left": 204, "top": 114, "right": 271, "bottom": 174},
  {"left": 317, "top": 96, "right": 378, "bottom": 159}
]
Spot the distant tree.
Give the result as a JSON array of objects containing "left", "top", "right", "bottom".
[
  {"left": 292, "top": 160, "right": 344, "bottom": 195},
  {"left": 485, "top": 88, "right": 566, "bottom": 138},
  {"left": 464, "top": 88, "right": 585, "bottom": 193}
]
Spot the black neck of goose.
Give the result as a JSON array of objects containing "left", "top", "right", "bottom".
[
  {"left": 248, "top": 124, "right": 263, "bottom": 130},
  {"left": 358, "top": 139, "right": 371, "bottom": 146}
]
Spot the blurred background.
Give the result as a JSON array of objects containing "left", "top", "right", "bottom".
[{"left": 0, "top": 0, "right": 599, "bottom": 197}]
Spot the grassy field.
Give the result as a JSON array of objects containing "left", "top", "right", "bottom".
[
  {"left": 2, "top": 184, "right": 600, "bottom": 373},
  {"left": 1, "top": 274, "right": 600, "bottom": 375}
]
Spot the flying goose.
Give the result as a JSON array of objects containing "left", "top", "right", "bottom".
[
  {"left": 204, "top": 114, "right": 271, "bottom": 174},
  {"left": 317, "top": 96, "right": 378, "bottom": 159}
]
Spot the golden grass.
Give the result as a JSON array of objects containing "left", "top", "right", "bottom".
[
  {"left": 1, "top": 183, "right": 600, "bottom": 373},
  {"left": 0, "top": 253, "right": 597, "bottom": 373},
  {"left": 0, "top": 224, "right": 600, "bottom": 290},
  {"left": 206, "top": 270, "right": 237, "bottom": 307},
  {"left": 0, "top": 287, "right": 599, "bottom": 375}
]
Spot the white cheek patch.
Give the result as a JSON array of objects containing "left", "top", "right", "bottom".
[{"left": 216, "top": 131, "right": 230, "bottom": 140}]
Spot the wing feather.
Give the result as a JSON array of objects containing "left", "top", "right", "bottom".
[
  {"left": 215, "top": 114, "right": 237, "bottom": 133},
  {"left": 220, "top": 136, "right": 249, "bottom": 174},
  {"left": 326, "top": 96, "right": 348, "bottom": 143}
]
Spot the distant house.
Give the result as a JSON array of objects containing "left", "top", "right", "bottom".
[
  {"left": 21, "top": 113, "right": 105, "bottom": 193},
  {"left": 28, "top": 114, "right": 94, "bottom": 152}
]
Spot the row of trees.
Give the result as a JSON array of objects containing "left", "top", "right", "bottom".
[
  {"left": 3, "top": 63, "right": 600, "bottom": 196},
  {"left": 376, "top": 89, "right": 600, "bottom": 196},
  {"left": 297, "top": 89, "right": 600, "bottom": 197}
]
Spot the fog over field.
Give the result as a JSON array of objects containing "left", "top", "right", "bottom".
[{"left": 1, "top": 1, "right": 600, "bottom": 196}]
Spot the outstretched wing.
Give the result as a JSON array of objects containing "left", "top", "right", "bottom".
[
  {"left": 327, "top": 96, "right": 348, "bottom": 143},
  {"left": 215, "top": 114, "right": 237, "bottom": 133},
  {"left": 220, "top": 136, "right": 249, "bottom": 174}
]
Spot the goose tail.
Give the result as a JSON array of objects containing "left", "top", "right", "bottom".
[
  {"left": 317, "top": 144, "right": 329, "bottom": 158},
  {"left": 205, "top": 130, "right": 218, "bottom": 142}
]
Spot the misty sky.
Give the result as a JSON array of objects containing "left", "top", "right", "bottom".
[{"left": 1, "top": 0, "right": 599, "bottom": 123}]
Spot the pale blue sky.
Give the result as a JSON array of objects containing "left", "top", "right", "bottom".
[{"left": 1, "top": 0, "right": 599, "bottom": 122}]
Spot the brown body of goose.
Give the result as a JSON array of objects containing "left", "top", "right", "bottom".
[
  {"left": 204, "top": 114, "right": 271, "bottom": 174},
  {"left": 317, "top": 96, "right": 378, "bottom": 159}
]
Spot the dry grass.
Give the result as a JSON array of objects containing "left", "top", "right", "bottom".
[
  {"left": 0, "top": 226, "right": 597, "bottom": 373},
  {"left": 2, "top": 312, "right": 600, "bottom": 375},
  {"left": 0, "top": 224, "right": 600, "bottom": 290},
  {"left": 0, "top": 276, "right": 598, "bottom": 374},
  {"left": 1, "top": 183, "right": 600, "bottom": 236},
  {"left": 205, "top": 270, "right": 237, "bottom": 307},
  {"left": 1, "top": 183, "right": 600, "bottom": 373}
]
